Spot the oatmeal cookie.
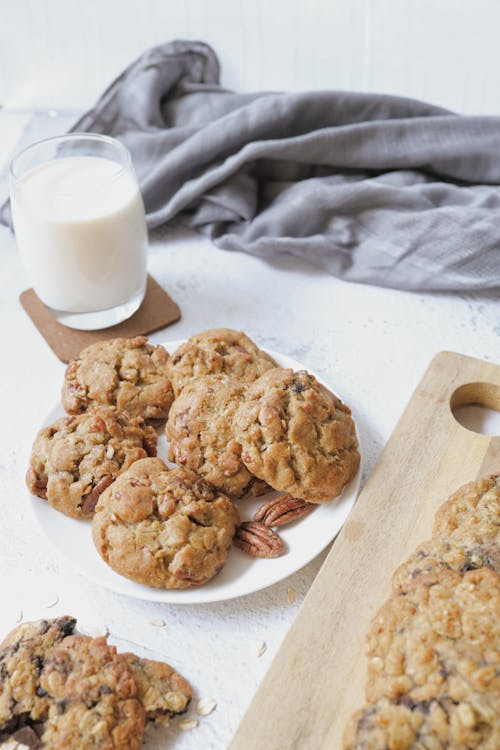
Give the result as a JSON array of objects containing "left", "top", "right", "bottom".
[
  {"left": 433, "top": 474, "right": 500, "bottom": 539},
  {"left": 343, "top": 694, "right": 500, "bottom": 750},
  {"left": 26, "top": 406, "right": 157, "bottom": 519},
  {"left": 366, "top": 568, "right": 500, "bottom": 705},
  {"left": 166, "top": 328, "right": 276, "bottom": 397},
  {"left": 392, "top": 535, "right": 500, "bottom": 592},
  {"left": 123, "top": 654, "right": 192, "bottom": 725},
  {"left": 234, "top": 368, "right": 360, "bottom": 503},
  {"left": 166, "top": 375, "right": 255, "bottom": 497},
  {"left": 92, "top": 458, "right": 240, "bottom": 589},
  {"left": 62, "top": 336, "right": 174, "bottom": 420},
  {"left": 0, "top": 617, "right": 76, "bottom": 732},
  {"left": 39, "top": 635, "right": 145, "bottom": 750}
]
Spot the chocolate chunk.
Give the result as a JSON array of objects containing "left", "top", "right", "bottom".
[{"left": 12, "top": 726, "right": 41, "bottom": 748}]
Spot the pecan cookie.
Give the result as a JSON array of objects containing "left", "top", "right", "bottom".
[
  {"left": 343, "top": 693, "right": 500, "bottom": 750},
  {"left": 27, "top": 406, "right": 157, "bottom": 519},
  {"left": 234, "top": 368, "right": 360, "bottom": 503},
  {"left": 39, "top": 635, "right": 145, "bottom": 750},
  {"left": 62, "top": 336, "right": 174, "bottom": 420},
  {"left": 123, "top": 654, "right": 192, "bottom": 725},
  {"left": 366, "top": 568, "right": 500, "bottom": 705},
  {"left": 433, "top": 474, "right": 500, "bottom": 539},
  {"left": 166, "top": 375, "right": 255, "bottom": 497},
  {"left": 92, "top": 458, "right": 240, "bottom": 588},
  {"left": 0, "top": 616, "right": 76, "bottom": 732},
  {"left": 166, "top": 328, "right": 276, "bottom": 397}
]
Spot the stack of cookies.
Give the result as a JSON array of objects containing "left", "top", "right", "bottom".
[
  {"left": 343, "top": 475, "right": 500, "bottom": 749},
  {"left": 0, "top": 616, "right": 192, "bottom": 749},
  {"left": 27, "top": 328, "right": 360, "bottom": 590}
]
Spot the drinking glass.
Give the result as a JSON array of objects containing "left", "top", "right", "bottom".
[{"left": 10, "top": 133, "right": 148, "bottom": 330}]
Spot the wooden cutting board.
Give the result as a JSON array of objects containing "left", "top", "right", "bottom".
[{"left": 229, "top": 351, "right": 500, "bottom": 750}]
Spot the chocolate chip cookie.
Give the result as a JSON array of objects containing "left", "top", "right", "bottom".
[
  {"left": 39, "top": 635, "right": 145, "bottom": 749},
  {"left": 433, "top": 474, "right": 500, "bottom": 539},
  {"left": 343, "top": 693, "right": 500, "bottom": 750},
  {"left": 123, "top": 654, "right": 192, "bottom": 725},
  {"left": 366, "top": 568, "right": 500, "bottom": 704},
  {"left": 166, "top": 328, "right": 276, "bottom": 397},
  {"left": 166, "top": 375, "right": 256, "bottom": 497},
  {"left": 27, "top": 406, "right": 157, "bottom": 519},
  {"left": 234, "top": 368, "right": 360, "bottom": 503},
  {"left": 62, "top": 336, "right": 174, "bottom": 420},
  {"left": 92, "top": 458, "right": 240, "bottom": 588},
  {"left": 0, "top": 616, "right": 76, "bottom": 733}
]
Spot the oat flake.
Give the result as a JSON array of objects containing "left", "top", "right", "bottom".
[
  {"left": 179, "top": 717, "right": 199, "bottom": 730},
  {"left": 149, "top": 618, "right": 166, "bottom": 627},
  {"left": 256, "top": 640, "right": 267, "bottom": 657},
  {"left": 197, "top": 698, "right": 217, "bottom": 716}
]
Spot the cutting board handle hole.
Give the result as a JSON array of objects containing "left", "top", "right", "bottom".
[{"left": 450, "top": 382, "right": 500, "bottom": 436}]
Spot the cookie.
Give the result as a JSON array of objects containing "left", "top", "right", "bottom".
[
  {"left": 366, "top": 568, "right": 500, "bottom": 704},
  {"left": 433, "top": 474, "right": 500, "bottom": 539},
  {"left": 39, "top": 635, "right": 145, "bottom": 750},
  {"left": 92, "top": 458, "right": 240, "bottom": 588},
  {"left": 123, "top": 654, "right": 192, "bottom": 725},
  {"left": 26, "top": 406, "right": 157, "bottom": 519},
  {"left": 234, "top": 368, "right": 360, "bottom": 503},
  {"left": 0, "top": 616, "right": 76, "bottom": 732},
  {"left": 62, "top": 336, "right": 174, "bottom": 420},
  {"left": 166, "top": 375, "right": 256, "bottom": 497},
  {"left": 392, "top": 535, "right": 500, "bottom": 592},
  {"left": 343, "top": 693, "right": 500, "bottom": 750},
  {"left": 166, "top": 328, "right": 276, "bottom": 397}
]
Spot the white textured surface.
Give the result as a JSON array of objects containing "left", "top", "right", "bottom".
[
  {"left": 0, "top": 113, "right": 499, "bottom": 748},
  {"left": 3, "top": 0, "right": 500, "bottom": 114}
]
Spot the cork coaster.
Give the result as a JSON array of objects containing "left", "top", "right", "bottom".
[{"left": 20, "top": 275, "right": 181, "bottom": 363}]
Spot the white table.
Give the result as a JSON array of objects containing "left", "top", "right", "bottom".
[{"left": 0, "top": 111, "right": 499, "bottom": 749}]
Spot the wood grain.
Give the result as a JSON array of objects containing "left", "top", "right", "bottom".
[
  {"left": 229, "top": 351, "right": 500, "bottom": 750},
  {"left": 19, "top": 274, "right": 181, "bottom": 363}
]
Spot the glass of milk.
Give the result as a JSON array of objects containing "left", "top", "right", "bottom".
[{"left": 10, "top": 133, "right": 148, "bottom": 330}]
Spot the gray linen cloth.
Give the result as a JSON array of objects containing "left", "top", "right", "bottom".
[{"left": 5, "top": 40, "right": 500, "bottom": 290}]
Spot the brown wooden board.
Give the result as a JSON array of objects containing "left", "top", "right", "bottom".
[
  {"left": 19, "top": 275, "right": 181, "bottom": 363},
  {"left": 229, "top": 351, "right": 500, "bottom": 750}
]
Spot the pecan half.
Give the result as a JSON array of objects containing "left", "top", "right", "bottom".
[
  {"left": 80, "top": 474, "right": 114, "bottom": 515},
  {"left": 254, "top": 494, "right": 315, "bottom": 527},
  {"left": 233, "top": 521, "right": 285, "bottom": 558}
]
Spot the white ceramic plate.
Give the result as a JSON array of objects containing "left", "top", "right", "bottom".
[{"left": 29, "top": 342, "right": 361, "bottom": 604}]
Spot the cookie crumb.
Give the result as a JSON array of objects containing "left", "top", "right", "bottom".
[
  {"left": 256, "top": 640, "right": 267, "bottom": 657},
  {"left": 197, "top": 698, "right": 217, "bottom": 716},
  {"left": 179, "top": 717, "right": 199, "bottom": 730},
  {"left": 287, "top": 587, "right": 296, "bottom": 604}
]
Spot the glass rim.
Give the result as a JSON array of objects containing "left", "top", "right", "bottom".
[{"left": 9, "top": 132, "right": 132, "bottom": 193}]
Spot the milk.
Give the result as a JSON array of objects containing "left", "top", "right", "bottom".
[{"left": 11, "top": 156, "right": 147, "bottom": 313}]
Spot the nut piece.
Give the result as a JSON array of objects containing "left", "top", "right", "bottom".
[
  {"left": 254, "top": 494, "right": 315, "bottom": 527},
  {"left": 80, "top": 474, "right": 114, "bottom": 515},
  {"left": 233, "top": 521, "right": 285, "bottom": 558}
]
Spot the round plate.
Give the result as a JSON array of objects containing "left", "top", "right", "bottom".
[{"left": 29, "top": 342, "right": 362, "bottom": 603}]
